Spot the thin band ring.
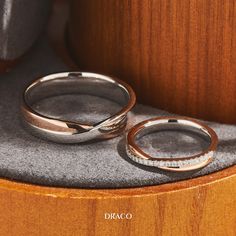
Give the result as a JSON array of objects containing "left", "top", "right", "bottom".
[
  {"left": 21, "top": 72, "right": 136, "bottom": 143},
  {"left": 126, "top": 116, "right": 218, "bottom": 172}
]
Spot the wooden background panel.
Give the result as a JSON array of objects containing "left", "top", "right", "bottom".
[{"left": 68, "top": 0, "right": 236, "bottom": 123}]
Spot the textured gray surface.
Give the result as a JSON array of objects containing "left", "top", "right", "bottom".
[
  {"left": 0, "top": 36, "right": 235, "bottom": 189},
  {"left": 0, "top": 0, "right": 51, "bottom": 60}
]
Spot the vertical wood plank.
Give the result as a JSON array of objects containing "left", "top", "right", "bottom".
[{"left": 68, "top": 0, "right": 236, "bottom": 123}]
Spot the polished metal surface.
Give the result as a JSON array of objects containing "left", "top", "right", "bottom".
[
  {"left": 21, "top": 72, "right": 136, "bottom": 143},
  {"left": 126, "top": 116, "right": 218, "bottom": 172}
]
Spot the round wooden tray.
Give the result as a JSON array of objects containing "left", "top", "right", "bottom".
[{"left": 0, "top": 165, "right": 235, "bottom": 235}]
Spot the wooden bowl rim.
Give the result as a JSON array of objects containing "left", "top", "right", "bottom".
[{"left": 0, "top": 165, "right": 235, "bottom": 199}]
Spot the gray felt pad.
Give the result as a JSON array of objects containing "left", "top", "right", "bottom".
[{"left": 0, "top": 36, "right": 235, "bottom": 189}]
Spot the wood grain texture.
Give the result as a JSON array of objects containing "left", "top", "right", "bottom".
[
  {"left": 0, "top": 165, "right": 235, "bottom": 236},
  {"left": 68, "top": 0, "right": 236, "bottom": 123}
]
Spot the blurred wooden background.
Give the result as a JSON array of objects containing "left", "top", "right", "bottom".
[{"left": 68, "top": 0, "right": 236, "bottom": 124}]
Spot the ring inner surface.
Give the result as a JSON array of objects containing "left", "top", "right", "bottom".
[
  {"left": 24, "top": 76, "right": 130, "bottom": 124},
  {"left": 135, "top": 122, "right": 211, "bottom": 159}
]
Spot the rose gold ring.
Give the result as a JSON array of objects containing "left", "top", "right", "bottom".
[
  {"left": 126, "top": 116, "right": 218, "bottom": 172},
  {"left": 21, "top": 72, "right": 136, "bottom": 143}
]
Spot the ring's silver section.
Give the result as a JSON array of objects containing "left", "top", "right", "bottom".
[
  {"left": 126, "top": 116, "right": 218, "bottom": 172},
  {"left": 21, "top": 72, "right": 136, "bottom": 143}
]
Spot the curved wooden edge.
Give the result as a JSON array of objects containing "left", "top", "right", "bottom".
[{"left": 0, "top": 164, "right": 235, "bottom": 199}]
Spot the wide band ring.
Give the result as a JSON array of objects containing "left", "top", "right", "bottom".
[
  {"left": 21, "top": 72, "right": 136, "bottom": 143},
  {"left": 126, "top": 116, "right": 218, "bottom": 172}
]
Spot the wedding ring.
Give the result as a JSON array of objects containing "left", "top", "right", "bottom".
[
  {"left": 21, "top": 72, "right": 136, "bottom": 143},
  {"left": 126, "top": 116, "right": 218, "bottom": 172}
]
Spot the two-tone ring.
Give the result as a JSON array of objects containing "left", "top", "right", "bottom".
[
  {"left": 126, "top": 116, "right": 218, "bottom": 171},
  {"left": 21, "top": 72, "right": 136, "bottom": 143},
  {"left": 21, "top": 72, "right": 218, "bottom": 172}
]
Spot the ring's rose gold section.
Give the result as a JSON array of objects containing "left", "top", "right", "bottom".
[
  {"left": 126, "top": 116, "right": 218, "bottom": 172},
  {"left": 21, "top": 72, "right": 136, "bottom": 143}
]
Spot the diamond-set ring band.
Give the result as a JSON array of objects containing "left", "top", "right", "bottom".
[
  {"left": 126, "top": 116, "right": 218, "bottom": 172},
  {"left": 21, "top": 72, "right": 136, "bottom": 143}
]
